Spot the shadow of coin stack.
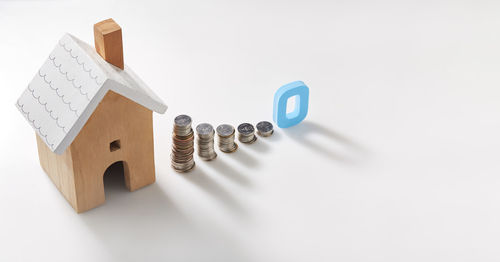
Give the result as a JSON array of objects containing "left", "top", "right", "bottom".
[
  {"left": 171, "top": 115, "right": 195, "bottom": 172},
  {"left": 196, "top": 123, "right": 217, "bottom": 161}
]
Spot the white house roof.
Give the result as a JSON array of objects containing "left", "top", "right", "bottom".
[{"left": 16, "top": 33, "right": 167, "bottom": 155}]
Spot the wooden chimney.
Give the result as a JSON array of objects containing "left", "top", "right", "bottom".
[{"left": 94, "top": 18, "right": 124, "bottom": 69}]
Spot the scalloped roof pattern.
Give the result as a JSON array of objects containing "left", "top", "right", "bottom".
[{"left": 16, "top": 33, "right": 167, "bottom": 155}]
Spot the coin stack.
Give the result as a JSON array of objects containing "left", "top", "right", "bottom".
[
  {"left": 256, "top": 121, "right": 274, "bottom": 137},
  {"left": 216, "top": 124, "right": 238, "bottom": 153},
  {"left": 171, "top": 115, "right": 195, "bottom": 172},
  {"left": 196, "top": 123, "right": 217, "bottom": 161},
  {"left": 237, "top": 123, "right": 257, "bottom": 144}
]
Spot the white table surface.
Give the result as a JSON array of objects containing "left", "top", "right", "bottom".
[{"left": 1, "top": 0, "right": 500, "bottom": 261}]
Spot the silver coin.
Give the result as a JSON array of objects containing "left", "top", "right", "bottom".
[
  {"left": 237, "top": 123, "right": 255, "bottom": 135},
  {"left": 219, "top": 141, "right": 238, "bottom": 153},
  {"left": 239, "top": 133, "right": 257, "bottom": 144},
  {"left": 216, "top": 124, "right": 235, "bottom": 137},
  {"left": 196, "top": 123, "right": 214, "bottom": 136},
  {"left": 256, "top": 121, "right": 273, "bottom": 133},
  {"left": 196, "top": 123, "right": 217, "bottom": 161},
  {"left": 174, "top": 114, "right": 192, "bottom": 127},
  {"left": 256, "top": 121, "right": 274, "bottom": 137}
]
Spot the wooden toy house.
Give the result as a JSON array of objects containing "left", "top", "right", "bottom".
[{"left": 15, "top": 19, "right": 167, "bottom": 213}]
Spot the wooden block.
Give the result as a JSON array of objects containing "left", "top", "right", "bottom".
[
  {"left": 36, "top": 91, "right": 156, "bottom": 213},
  {"left": 70, "top": 91, "right": 155, "bottom": 212},
  {"left": 36, "top": 134, "right": 78, "bottom": 210},
  {"left": 94, "top": 18, "right": 124, "bottom": 69}
]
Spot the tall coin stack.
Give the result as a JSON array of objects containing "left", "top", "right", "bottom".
[
  {"left": 216, "top": 124, "right": 238, "bottom": 153},
  {"left": 237, "top": 123, "right": 257, "bottom": 144},
  {"left": 196, "top": 123, "right": 217, "bottom": 161},
  {"left": 171, "top": 115, "right": 195, "bottom": 172}
]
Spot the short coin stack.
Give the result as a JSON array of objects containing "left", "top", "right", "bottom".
[
  {"left": 196, "top": 123, "right": 217, "bottom": 161},
  {"left": 171, "top": 115, "right": 195, "bottom": 172},
  {"left": 216, "top": 124, "right": 238, "bottom": 153},
  {"left": 237, "top": 123, "right": 257, "bottom": 144},
  {"left": 256, "top": 121, "right": 274, "bottom": 137}
]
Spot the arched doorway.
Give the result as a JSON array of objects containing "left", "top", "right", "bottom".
[{"left": 103, "top": 161, "right": 130, "bottom": 199}]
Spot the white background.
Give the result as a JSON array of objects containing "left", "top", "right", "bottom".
[{"left": 1, "top": 0, "right": 500, "bottom": 261}]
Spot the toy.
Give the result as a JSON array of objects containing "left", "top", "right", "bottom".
[
  {"left": 15, "top": 19, "right": 167, "bottom": 213},
  {"left": 273, "top": 81, "right": 309, "bottom": 128}
]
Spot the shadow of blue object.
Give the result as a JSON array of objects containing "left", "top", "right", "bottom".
[{"left": 273, "top": 81, "right": 309, "bottom": 128}]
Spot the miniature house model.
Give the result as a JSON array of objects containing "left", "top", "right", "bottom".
[{"left": 15, "top": 19, "right": 167, "bottom": 213}]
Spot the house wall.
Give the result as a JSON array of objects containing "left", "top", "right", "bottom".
[
  {"left": 36, "top": 90, "right": 156, "bottom": 213},
  {"left": 69, "top": 91, "right": 156, "bottom": 213},
  {"left": 36, "top": 135, "right": 77, "bottom": 208}
]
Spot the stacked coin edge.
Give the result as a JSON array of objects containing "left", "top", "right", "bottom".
[{"left": 171, "top": 115, "right": 196, "bottom": 172}]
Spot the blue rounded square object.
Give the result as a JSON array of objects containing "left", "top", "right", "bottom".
[{"left": 273, "top": 81, "right": 309, "bottom": 128}]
